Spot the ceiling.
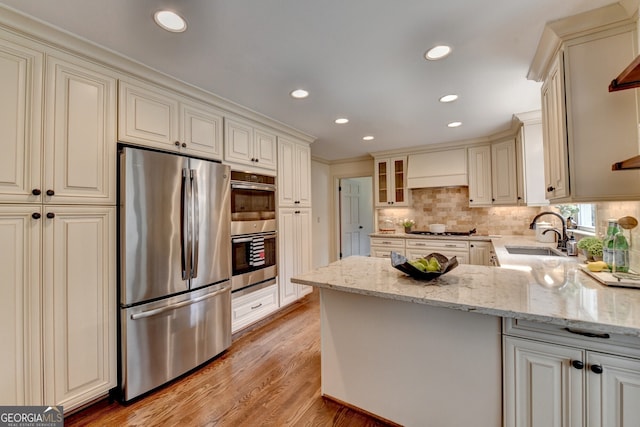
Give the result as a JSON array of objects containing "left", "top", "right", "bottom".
[{"left": 0, "top": 0, "right": 623, "bottom": 161}]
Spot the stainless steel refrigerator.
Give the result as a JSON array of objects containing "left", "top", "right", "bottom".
[{"left": 118, "top": 145, "right": 231, "bottom": 401}]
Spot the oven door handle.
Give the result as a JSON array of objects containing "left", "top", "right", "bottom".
[
  {"left": 232, "top": 232, "right": 277, "bottom": 244},
  {"left": 231, "top": 182, "right": 276, "bottom": 192}
]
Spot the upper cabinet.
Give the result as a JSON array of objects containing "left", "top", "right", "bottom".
[
  {"left": 0, "top": 34, "right": 43, "bottom": 203},
  {"left": 224, "top": 117, "right": 277, "bottom": 172},
  {"left": 531, "top": 4, "right": 640, "bottom": 202},
  {"left": 375, "top": 156, "right": 408, "bottom": 207},
  {"left": 515, "top": 111, "right": 548, "bottom": 206},
  {"left": 467, "top": 138, "right": 521, "bottom": 207},
  {"left": 119, "top": 78, "right": 224, "bottom": 160},
  {"left": 278, "top": 136, "right": 311, "bottom": 207}
]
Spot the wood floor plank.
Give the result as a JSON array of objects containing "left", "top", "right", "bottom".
[{"left": 64, "top": 290, "right": 396, "bottom": 427}]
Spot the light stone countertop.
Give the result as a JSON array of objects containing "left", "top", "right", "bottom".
[
  {"left": 293, "top": 235, "right": 640, "bottom": 337},
  {"left": 370, "top": 232, "right": 494, "bottom": 241}
]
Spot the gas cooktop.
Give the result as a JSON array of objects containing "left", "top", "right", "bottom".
[{"left": 407, "top": 228, "right": 477, "bottom": 236}]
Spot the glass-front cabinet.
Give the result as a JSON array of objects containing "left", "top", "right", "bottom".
[{"left": 374, "top": 156, "right": 408, "bottom": 207}]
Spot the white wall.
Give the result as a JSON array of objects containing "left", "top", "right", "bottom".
[{"left": 311, "top": 159, "right": 331, "bottom": 268}]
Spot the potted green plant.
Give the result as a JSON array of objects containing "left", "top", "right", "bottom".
[
  {"left": 400, "top": 219, "right": 415, "bottom": 233},
  {"left": 576, "top": 236, "right": 603, "bottom": 261}
]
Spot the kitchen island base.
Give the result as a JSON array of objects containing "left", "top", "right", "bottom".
[{"left": 320, "top": 288, "right": 502, "bottom": 427}]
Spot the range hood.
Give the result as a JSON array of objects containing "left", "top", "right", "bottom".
[
  {"left": 406, "top": 148, "right": 468, "bottom": 188},
  {"left": 609, "top": 55, "right": 640, "bottom": 170}
]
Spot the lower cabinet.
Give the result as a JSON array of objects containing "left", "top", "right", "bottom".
[
  {"left": 369, "top": 237, "right": 405, "bottom": 258},
  {"left": 504, "top": 321, "right": 640, "bottom": 427},
  {"left": 470, "top": 241, "right": 493, "bottom": 266},
  {"left": 278, "top": 208, "right": 312, "bottom": 306},
  {"left": 406, "top": 239, "right": 469, "bottom": 264},
  {"left": 0, "top": 205, "right": 116, "bottom": 410},
  {"left": 231, "top": 283, "right": 279, "bottom": 333}
]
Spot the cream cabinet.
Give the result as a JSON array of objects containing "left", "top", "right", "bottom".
[
  {"left": 470, "top": 241, "right": 492, "bottom": 266},
  {"left": 406, "top": 239, "right": 469, "bottom": 264},
  {"left": 0, "top": 35, "right": 43, "bottom": 204},
  {"left": 231, "top": 283, "right": 279, "bottom": 333},
  {"left": 42, "top": 206, "right": 116, "bottom": 410},
  {"left": 278, "top": 136, "right": 311, "bottom": 207},
  {"left": 468, "top": 145, "right": 493, "bottom": 206},
  {"left": 278, "top": 208, "right": 312, "bottom": 306},
  {"left": 374, "top": 157, "right": 408, "bottom": 207},
  {"left": 370, "top": 237, "right": 405, "bottom": 258},
  {"left": 0, "top": 206, "right": 42, "bottom": 405},
  {"left": 504, "top": 318, "right": 640, "bottom": 427},
  {"left": 536, "top": 11, "right": 640, "bottom": 202},
  {"left": 119, "top": 79, "right": 224, "bottom": 160},
  {"left": 224, "top": 117, "right": 277, "bottom": 171},
  {"left": 468, "top": 139, "right": 519, "bottom": 207},
  {"left": 45, "top": 53, "right": 117, "bottom": 205},
  {"left": 515, "top": 112, "right": 549, "bottom": 206}
]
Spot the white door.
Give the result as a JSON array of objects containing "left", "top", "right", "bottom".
[
  {"left": 340, "top": 178, "right": 373, "bottom": 258},
  {"left": 504, "top": 336, "right": 584, "bottom": 427}
]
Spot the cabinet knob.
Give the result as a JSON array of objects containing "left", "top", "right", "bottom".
[
  {"left": 46, "top": 212, "right": 55, "bottom": 219},
  {"left": 571, "top": 360, "right": 584, "bottom": 370},
  {"left": 469, "top": 199, "right": 473, "bottom": 202},
  {"left": 517, "top": 196, "right": 522, "bottom": 200},
  {"left": 46, "top": 189, "right": 55, "bottom": 196},
  {"left": 255, "top": 158, "right": 259, "bottom": 163},
  {"left": 32, "top": 189, "right": 41, "bottom": 196},
  {"left": 295, "top": 210, "right": 301, "bottom": 214},
  {"left": 181, "top": 142, "right": 187, "bottom": 148},
  {"left": 32, "top": 212, "right": 41, "bottom": 220},
  {"left": 492, "top": 198, "right": 495, "bottom": 202},
  {"left": 175, "top": 141, "right": 180, "bottom": 147},
  {"left": 547, "top": 185, "right": 555, "bottom": 192},
  {"left": 590, "top": 364, "right": 603, "bottom": 374}
]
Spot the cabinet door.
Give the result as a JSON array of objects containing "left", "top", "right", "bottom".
[
  {"left": 0, "top": 206, "right": 42, "bottom": 405},
  {"left": 295, "top": 143, "right": 311, "bottom": 207},
  {"left": 470, "top": 242, "right": 491, "bottom": 266},
  {"left": 278, "top": 138, "right": 296, "bottom": 206},
  {"left": 375, "top": 157, "right": 407, "bottom": 207},
  {"left": 296, "top": 209, "right": 313, "bottom": 297},
  {"left": 468, "top": 145, "right": 493, "bottom": 206},
  {"left": 587, "top": 352, "right": 640, "bottom": 427},
  {"left": 224, "top": 117, "right": 254, "bottom": 166},
  {"left": 491, "top": 139, "right": 518, "bottom": 205},
  {"left": 118, "top": 79, "right": 179, "bottom": 148},
  {"left": 278, "top": 209, "right": 298, "bottom": 306},
  {"left": 0, "top": 37, "right": 43, "bottom": 203},
  {"left": 504, "top": 336, "right": 584, "bottom": 427},
  {"left": 45, "top": 54, "right": 116, "bottom": 204},
  {"left": 43, "top": 206, "right": 116, "bottom": 411},
  {"left": 180, "top": 99, "right": 223, "bottom": 160},
  {"left": 254, "top": 127, "right": 277, "bottom": 170},
  {"left": 541, "top": 53, "right": 569, "bottom": 200}
]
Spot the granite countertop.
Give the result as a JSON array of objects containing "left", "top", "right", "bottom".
[
  {"left": 370, "top": 232, "right": 494, "bottom": 241},
  {"left": 293, "top": 235, "right": 640, "bottom": 337}
]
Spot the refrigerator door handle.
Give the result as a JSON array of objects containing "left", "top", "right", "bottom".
[
  {"left": 130, "top": 286, "right": 230, "bottom": 320},
  {"left": 181, "top": 168, "right": 192, "bottom": 280},
  {"left": 191, "top": 169, "right": 199, "bottom": 279}
]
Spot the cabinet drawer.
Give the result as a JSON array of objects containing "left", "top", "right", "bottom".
[
  {"left": 370, "top": 247, "right": 405, "bottom": 258},
  {"left": 406, "top": 239, "right": 469, "bottom": 250},
  {"left": 370, "top": 237, "right": 405, "bottom": 248},
  {"left": 503, "top": 318, "right": 640, "bottom": 359},
  {"left": 232, "top": 283, "right": 279, "bottom": 333}
]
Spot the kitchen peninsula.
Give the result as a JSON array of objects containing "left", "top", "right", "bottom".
[{"left": 291, "top": 237, "right": 640, "bottom": 427}]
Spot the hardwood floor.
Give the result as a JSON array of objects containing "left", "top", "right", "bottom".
[{"left": 65, "top": 290, "right": 394, "bottom": 427}]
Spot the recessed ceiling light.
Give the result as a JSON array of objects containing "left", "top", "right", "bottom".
[
  {"left": 439, "top": 94, "right": 458, "bottom": 103},
  {"left": 362, "top": 136, "right": 375, "bottom": 141},
  {"left": 335, "top": 118, "right": 349, "bottom": 124},
  {"left": 447, "top": 121, "right": 462, "bottom": 128},
  {"left": 154, "top": 10, "right": 187, "bottom": 32},
  {"left": 425, "top": 45, "right": 452, "bottom": 60},
  {"left": 290, "top": 89, "right": 309, "bottom": 99}
]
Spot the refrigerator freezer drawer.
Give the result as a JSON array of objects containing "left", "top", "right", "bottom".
[{"left": 120, "top": 282, "right": 231, "bottom": 401}]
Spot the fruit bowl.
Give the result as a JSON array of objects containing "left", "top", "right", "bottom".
[{"left": 390, "top": 252, "right": 458, "bottom": 280}]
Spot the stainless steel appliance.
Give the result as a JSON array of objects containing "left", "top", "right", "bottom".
[
  {"left": 118, "top": 145, "right": 231, "bottom": 402},
  {"left": 230, "top": 171, "right": 277, "bottom": 294}
]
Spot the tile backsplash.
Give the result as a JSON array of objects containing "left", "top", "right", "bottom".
[{"left": 377, "top": 187, "right": 542, "bottom": 236}]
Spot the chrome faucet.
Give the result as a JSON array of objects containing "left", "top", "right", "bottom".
[{"left": 529, "top": 211, "right": 568, "bottom": 251}]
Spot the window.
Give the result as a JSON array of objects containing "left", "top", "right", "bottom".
[{"left": 556, "top": 203, "right": 595, "bottom": 232}]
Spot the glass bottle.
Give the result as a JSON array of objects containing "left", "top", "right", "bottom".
[
  {"left": 613, "top": 231, "right": 630, "bottom": 273},
  {"left": 603, "top": 219, "right": 619, "bottom": 269}
]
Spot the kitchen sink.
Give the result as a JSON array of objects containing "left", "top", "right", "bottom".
[{"left": 505, "top": 246, "right": 565, "bottom": 257}]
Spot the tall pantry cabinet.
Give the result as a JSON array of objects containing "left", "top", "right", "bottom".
[
  {"left": 277, "top": 136, "right": 313, "bottom": 306},
  {"left": 0, "top": 29, "right": 117, "bottom": 410}
]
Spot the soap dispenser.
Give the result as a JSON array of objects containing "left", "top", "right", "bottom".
[{"left": 567, "top": 234, "right": 578, "bottom": 256}]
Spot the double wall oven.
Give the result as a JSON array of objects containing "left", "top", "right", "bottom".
[{"left": 230, "top": 171, "right": 277, "bottom": 295}]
